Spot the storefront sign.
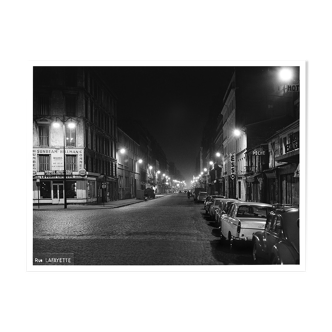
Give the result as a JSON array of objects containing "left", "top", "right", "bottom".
[
  {"left": 230, "top": 154, "right": 235, "bottom": 180},
  {"left": 253, "top": 150, "right": 266, "bottom": 155},
  {"left": 33, "top": 148, "right": 84, "bottom": 173},
  {"left": 40, "top": 170, "right": 73, "bottom": 178},
  {"left": 79, "top": 169, "right": 87, "bottom": 177},
  {"left": 52, "top": 155, "right": 64, "bottom": 170}
]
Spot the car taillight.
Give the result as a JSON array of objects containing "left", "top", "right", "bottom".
[{"left": 237, "top": 222, "right": 241, "bottom": 234}]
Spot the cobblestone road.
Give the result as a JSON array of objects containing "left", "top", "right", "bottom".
[{"left": 33, "top": 193, "right": 253, "bottom": 265}]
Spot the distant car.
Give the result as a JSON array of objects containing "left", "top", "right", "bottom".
[
  {"left": 252, "top": 205, "right": 299, "bottom": 264},
  {"left": 197, "top": 191, "right": 208, "bottom": 203},
  {"left": 220, "top": 202, "right": 273, "bottom": 246},
  {"left": 215, "top": 198, "right": 239, "bottom": 227},
  {"left": 144, "top": 188, "right": 155, "bottom": 199}
]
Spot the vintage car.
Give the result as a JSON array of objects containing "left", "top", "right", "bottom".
[
  {"left": 220, "top": 201, "right": 273, "bottom": 246},
  {"left": 196, "top": 191, "right": 208, "bottom": 203},
  {"left": 208, "top": 197, "right": 225, "bottom": 220},
  {"left": 204, "top": 195, "right": 224, "bottom": 215},
  {"left": 252, "top": 205, "right": 299, "bottom": 264},
  {"left": 215, "top": 198, "right": 239, "bottom": 227}
]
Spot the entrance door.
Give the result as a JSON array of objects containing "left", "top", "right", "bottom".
[{"left": 52, "top": 183, "right": 64, "bottom": 204}]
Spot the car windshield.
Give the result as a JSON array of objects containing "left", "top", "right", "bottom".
[{"left": 236, "top": 205, "right": 271, "bottom": 218}]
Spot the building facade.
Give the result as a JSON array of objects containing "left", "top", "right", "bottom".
[
  {"left": 117, "top": 128, "right": 140, "bottom": 199},
  {"left": 33, "top": 67, "right": 118, "bottom": 206},
  {"left": 265, "top": 119, "right": 299, "bottom": 205}
]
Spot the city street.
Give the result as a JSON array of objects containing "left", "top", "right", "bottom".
[{"left": 33, "top": 193, "right": 254, "bottom": 265}]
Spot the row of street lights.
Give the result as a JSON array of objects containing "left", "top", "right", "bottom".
[
  {"left": 119, "top": 147, "right": 176, "bottom": 190},
  {"left": 191, "top": 128, "right": 245, "bottom": 193}
]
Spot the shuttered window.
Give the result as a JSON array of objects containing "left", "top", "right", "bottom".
[
  {"left": 66, "top": 155, "right": 77, "bottom": 172},
  {"left": 38, "top": 125, "right": 49, "bottom": 146},
  {"left": 38, "top": 155, "right": 50, "bottom": 171}
]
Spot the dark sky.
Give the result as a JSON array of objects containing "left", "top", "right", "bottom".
[{"left": 97, "top": 66, "right": 234, "bottom": 185}]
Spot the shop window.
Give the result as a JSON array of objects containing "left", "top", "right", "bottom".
[
  {"left": 39, "top": 181, "right": 51, "bottom": 199},
  {"left": 66, "top": 155, "right": 77, "bottom": 172},
  {"left": 65, "top": 181, "right": 77, "bottom": 198},
  {"left": 38, "top": 125, "right": 49, "bottom": 146},
  {"left": 38, "top": 154, "right": 50, "bottom": 171},
  {"left": 65, "top": 125, "right": 76, "bottom": 147}
]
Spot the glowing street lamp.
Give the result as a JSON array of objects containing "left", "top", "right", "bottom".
[
  {"left": 119, "top": 148, "right": 126, "bottom": 154},
  {"left": 138, "top": 159, "right": 143, "bottom": 164},
  {"left": 278, "top": 67, "right": 293, "bottom": 82}
]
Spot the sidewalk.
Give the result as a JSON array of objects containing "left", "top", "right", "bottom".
[{"left": 33, "top": 194, "right": 167, "bottom": 211}]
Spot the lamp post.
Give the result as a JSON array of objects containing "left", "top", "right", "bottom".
[{"left": 52, "top": 116, "right": 76, "bottom": 209}]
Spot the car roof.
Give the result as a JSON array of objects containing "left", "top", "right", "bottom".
[{"left": 233, "top": 201, "right": 273, "bottom": 207}]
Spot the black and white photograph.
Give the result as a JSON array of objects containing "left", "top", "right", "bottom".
[{"left": 31, "top": 65, "right": 303, "bottom": 267}]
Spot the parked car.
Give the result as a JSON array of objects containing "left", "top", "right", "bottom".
[
  {"left": 196, "top": 191, "right": 208, "bottom": 203},
  {"left": 215, "top": 198, "right": 239, "bottom": 227},
  {"left": 220, "top": 202, "right": 273, "bottom": 247},
  {"left": 252, "top": 205, "right": 299, "bottom": 264},
  {"left": 204, "top": 195, "right": 224, "bottom": 214},
  {"left": 144, "top": 188, "right": 155, "bottom": 199},
  {"left": 208, "top": 197, "right": 225, "bottom": 220},
  {"left": 193, "top": 187, "right": 206, "bottom": 202}
]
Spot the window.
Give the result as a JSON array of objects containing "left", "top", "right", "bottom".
[
  {"left": 37, "top": 95, "right": 49, "bottom": 115},
  {"left": 66, "top": 155, "right": 77, "bottom": 171},
  {"left": 40, "top": 181, "right": 51, "bottom": 198},
  {"left": 65, "top": 94, "right": 76, "bottom": 116},
  {"left": 65, "top": 125, "right": 76, "bottom": 147},
  {"left": 65, "top": 180, "right": 77, "bottom": 198},
  {"left": 38, "top": 125, "right": 49, "bottom": 146},
  {"left": 38, "top": 155, "right": 50, "bottom": 171}
]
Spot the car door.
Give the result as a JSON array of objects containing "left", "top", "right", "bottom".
[
  {"left": 222, "top": 204, "right": 235, "bottom": 238},
  {"left": 265, "top": 213, "right": 282, "bottom": 260}
]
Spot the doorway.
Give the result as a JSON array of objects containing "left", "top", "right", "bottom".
[{"left": 52, "top": 183, "right": 64, "bottom": 204}]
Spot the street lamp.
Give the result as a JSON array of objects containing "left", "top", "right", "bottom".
[
  {"left": 52, "top": 116, "right": 76, "bottom": 209},
  {"left": 278, "top": 67, "right": 294, "bottom": 82}
]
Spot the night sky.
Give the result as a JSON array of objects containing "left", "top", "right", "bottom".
[{"left": 97, "top": 66, "right": 234, "bottom": 185}]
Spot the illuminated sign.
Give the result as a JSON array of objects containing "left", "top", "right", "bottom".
[
  {"left": 253, "top": 150, "right": 266, "bottom": 156},
  {"left": 230, "top": 154, "right": 235, "bottom": 180}
]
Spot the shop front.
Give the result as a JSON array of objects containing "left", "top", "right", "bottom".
[{"left": 33, "top": 170, "right": 96, "bottom": 205}]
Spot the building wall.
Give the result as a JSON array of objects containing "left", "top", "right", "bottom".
[{"left": 33, "top": 67, "right": 118, "bottom": 205}]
